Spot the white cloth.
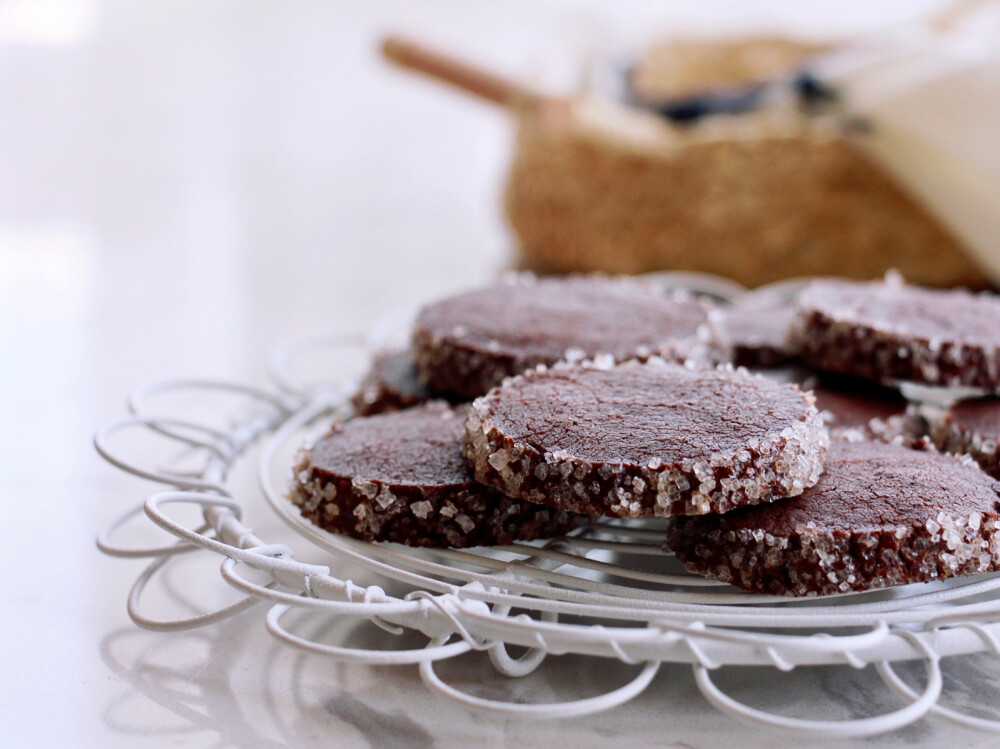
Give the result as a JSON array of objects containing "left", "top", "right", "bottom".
[{"left": 821, "top": 1, "right": 1000, "bottom": 281}]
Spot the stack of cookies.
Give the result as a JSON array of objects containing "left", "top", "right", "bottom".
[{"left": 290, "top": 273, "right": 1000, "bottom": 597}]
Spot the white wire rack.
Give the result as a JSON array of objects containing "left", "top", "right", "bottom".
[{"left": 95, "top": 290, "right": 1000, "bottom": 739}]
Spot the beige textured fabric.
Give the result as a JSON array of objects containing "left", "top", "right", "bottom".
[{"left": 630, "top": 37, "right": 826, "bottom": 101}]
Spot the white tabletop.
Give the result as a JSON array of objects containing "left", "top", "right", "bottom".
[{"left": 3, "top": 1, "right": 999, "bottom": 746}]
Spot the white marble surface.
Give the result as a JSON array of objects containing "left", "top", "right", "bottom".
[{"left": 2, "top": 0, "right": 999, "bottom": 746}]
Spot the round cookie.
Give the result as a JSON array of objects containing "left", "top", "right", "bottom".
[
  {"left": 755, "top": 367, "right": 921, "bottom": 442},
  {"left": 809, "top": 375, "right": 907, "bottom": 432},
  {"left": 290, "top": 402, "right": 581, "bottom": 547},
  {"left": 712, "top": 301, "right": 796, "bottom": 368},
  {"left": 352, "top": 349, "right": 434, "bottom": 416},
  {"left": 463, "top": 360, "right": 828, "bottom": 518},
  {"left": 413, "top": 275, "right": 714, "bottom": 399},
  {"left": 666, "top": 439, "right": 1000, "bottom": 596},
  {"left": 790, "top": 277, "right": 1000, "bottom": 391},
  {"left": 934, "top": 397, "right": 1000, "bottom": 479}
]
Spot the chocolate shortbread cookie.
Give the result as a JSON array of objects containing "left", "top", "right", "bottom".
[
  {"left": 934, "top": 397, "right": 1000, "bottom": 479},
  {"left": 666, "top": 440, "right": 1000, "bottom": 596},
  {"left": 712, "top": 301, "right": 796, "bottom": 368},
  {"left": 791, "top": 278, "right": 1000, "bottom": 390},
  {"left": 413, "top": 275, "right": 714, "bottom": 399},
  {"left": 290, "top": 402, "right": 580, "bottom": 547},
  {"left": 352, "top": 349, "right": 435, "bottom": 416},
  {"left": 809, "top": 374, "right": 907, "bottom": 432},
  {"left": 758, "top": 367, "right": 921, "bottom": 442},
  {"left": 463, "top": 360, "right": 827, "bottom": 518}
]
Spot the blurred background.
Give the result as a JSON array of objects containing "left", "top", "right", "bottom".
[
  {"left": 2, "top": 1, "right": 997, "bottom": 745},
  {"left": 1, "top": 0, "right": 991, "bottom": 412}
]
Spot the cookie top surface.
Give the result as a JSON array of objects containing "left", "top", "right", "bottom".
[
  {"left": 716, "top": 302, "right": 794, "bottom": 346},
  {"left": 476, "top": 361, "right": 817, "bottom": 466},
  {"left": 949, "top": 397, "right": 1000, "bottom": 437},
  {"left": 714, "top": 301, "right": 795, "bottom": 362},
  {"left": 797, "top": 279, "right": 1000, "bottom": 348},
  {"left": 809, "top": 376, "right": 907, "bottom": 428},
  {"left": 415, "top": 276, "right": 709, "bottom": 362},
  {"left": 753, "top": 368, "right": 907, "bottom": 429},
  {"left": 309, "top": 402, "right": 470, "bottom": 486},
  {"left": 714, "top": 440, "right": 1000, "bottom": 535},
  {"left": 371, "top": 350, "right": 428, "bottom": 397},
  {"left": 353, "top": 349, "right": 432, "bottom": 414}
]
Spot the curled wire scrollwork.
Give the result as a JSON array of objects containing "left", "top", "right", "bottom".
[{"left": 94, "top": 334, "right": 1000, "bottom": 735}]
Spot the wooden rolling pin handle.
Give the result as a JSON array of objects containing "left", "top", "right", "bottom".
[{"left": 381, "top": 35, "right": 546, "bottom": 110}]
